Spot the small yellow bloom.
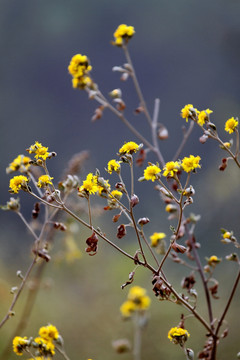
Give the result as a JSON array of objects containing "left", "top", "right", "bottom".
[
  {"left": 68, "top": 54, "right": 92, "bottom": 78},
  {"left": 34, "top": 337, "right": 55, "bottom": 356},
  {"left": 39, "top": 324, "right": 59, "bottom": 341},
  {"left": 28, "top": 141, "right": 49, "bottom": 161},
  {"left": 9, "top": 175, "right": 29, "bottom": 194},
  {"left": 119, "top": 141, "right": 140, "bottom": 155},
  {"left": 181, "top": 104, "right": 199, "bottom": 122},
  {"left": 128, "top": 286, "right": 151, "bottom": 310},
  {"left": 144, "top": 164, "right": 161, "bottom": 181},
  {"left": 113, "top": 24, "right": 135, "bottom": 46},
  {"left": 79, "top": 173, "right": 98, "bottom": 195},
  {"left": 163, "top": 161, "right": 180, "bottom": 177},
  {"left": 150, "top": 232, "right": 166, "bottom": 247},
  {"left": 168, "top": 327, "right": 190, "bottom": 344},
  {"left": 198, "top": 109, "right": 213, "bottom": 126},
  {"left": 13, "top": 336, "right": 28, "bottom": 355},
  {"left": 181, "top": 155, "right": 201, "bottom": 173},
  {"left": 107, "top": 159, "right": 121, "bottom": 174},
  {"left": 207, "top": 255, "right": 222, "bottom": 266},
  {"left": 223, "top": 231, "right": 231, "bottom": 239},
  {"left": 110, "top": 190, "right": 123, "bottom": 200},
  {"left": 6, "top": 155, "right": 31, "bottom": 174},
  {"left": 120, "top": 300, "right": 137, "bottom": 317},
  {"left": 225, "top": 117, "right": 238, "bottom": 134},
  {"left": 37, "top": 175, "right": 54, "bottom": 188},
  {"left": 165, "top": 204, "right": 178, "bottom": 213}
]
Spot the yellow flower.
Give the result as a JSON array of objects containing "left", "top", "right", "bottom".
[
  {"left": 72, "top": 75, "right": 93, "bottom": 90},
  {"left": 37, "top": 175, "right": 54, "bottom": 188},
  {"left": 144, "top": 164, "right": 161, "bottom": 181},
  {"left": 107, "top": 159, "right": 121, "bottom": 174},
  {"left": 6, "top": 155, "right": 31, "bottom": 174},
  {"left": 28, "top": 141, "right": 49, "bottom": 160},
  {"left": 39, "top": 324, "right": 59, "bottom": 341},
  {"left": 120, "top": 300, "right": 137, "bottom": 317},
  {"left": 225, "top": 117, "right": 238, "bottom": 134},
  {"left": 207, "top": 255, "right": 222, "bottom": 266},
  {"left": 128, "top": 286, "right": 151, "bottom": 310},
  {"left": 165, "top": 204, "right": 177, "bottom": 213},
  {"left": 9, "top": 175, "right": 29, "bottom": 194},
  {"left": 79, "top": 173, "right": 98, "bottom": 195},
  {"left": 119, "top": 141, "right": 140, "bottom": 154},
  {"left": 68, "top": 54, "right": 92, "bottom": 78},
  {"left": 110, "top": 190, "right": 123, "bottom": 200},
  {"left": 150, "top": 232, "right": 166, "bottom": 247},
  {"left": 34, "top": 337, "right": 55, "bottom": 356},
  {"left": 13, "top": 336, "right": 28, "bottom": 355},
  {"left": 181, "top": 155, "right": 201, "bottom": 173},
  {"left": 197, "top": 109, "right": 213, "bottom": 126},
  {"left": 163, "top": 161, "right": 180, "bottom": 177},
  {"left": 113, "top": 24, "right": 135, "bottom": 46},
  {"left": 181, "top": 104, "right": 199, "bottom": 122},
  {"left": 168, "top": 327, "right": 190, "bottom": 344}
]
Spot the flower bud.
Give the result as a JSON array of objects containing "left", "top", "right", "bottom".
[
  {"left": 109, "top": 88, "right": 122, "bottom": 99},
  {"left": 130, "top": 194, "right": 139, "bottom": 207},
  {"left": 138, "top": 217, "right": 150, "bottom": 226},
  {"left": 158, "top": 125, "right": 169, "bottom": 140}
]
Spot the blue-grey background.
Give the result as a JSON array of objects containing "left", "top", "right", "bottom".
[{"left": 0, "top": 1, "right": 240, "bottom": 359}]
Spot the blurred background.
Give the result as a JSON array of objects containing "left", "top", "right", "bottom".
[{"left": 0, "top": 0, "right": 240, "bottom": 359}]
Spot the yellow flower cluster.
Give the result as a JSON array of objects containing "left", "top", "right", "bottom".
[
  {"left": 143, "top": 155, "right": 201, "bottom": 180},
  {"left": 68, "top": 54, "right": 93, "bottom": 89},
  {"left": 181, "top": 104, "right": 213, "bottom": 126},
  {"left": 181, "top": 155, "right": 201, "bottom": 173},
  {"left": 6, "top": 154, "right": 31, "bottom": 174},
  {"left": 79, "top": 173, "right": 98, "bottom": 195},
  {"left": 13, "top": 325, "right": 60, "bottom": 357},
  {"left": 12, "top": 336, "right": 29, "bottom": 355},
  {"left": 168, "top": 326, "right": 190, "bottom": 344},
  {"left": 9, "top": 175, "right": 29, "bottom": 194},
  {"left": 113, "top": 24, "right": 135, "bottom": 46},
  {"left": 27, "top": 141, "right": 49, "bottom": 161},
  {"left": 120, "top": 286, "right": 151, "bottom": 318},
  {"left": 107, "top": 159, "right": 122, "bottom": 174}
]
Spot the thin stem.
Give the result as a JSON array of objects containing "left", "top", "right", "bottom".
[
  {"left": 122, "top": 43, "right": 152, "bottom": 128},
  {"left": 133, "top": 313, "right": 143, "bottom": 360},
  {"left": 130, "top": 208, "right": 147, "bottom": 265},
  {"left": 87, "top": 196, "right": 93, "bottom": 228},
  {"left": 17, "top": 212, "right": 39, "bottom": 241},
  {"left": 55, "top": 345, "right": 71, "bottom": 360},
  {"left": 151, "top": 98, "right": 165, "bottom": 166},
  {"left": 29, "top": 191, "right": 62, "bottom": 209},
  {"left": 157, "top": 244, "right": 172, "bottom": 274},
  {"left": 140, "top": 230, "right": 160, "bottom": 268},
  {"left": 208, "top": 132, "right": 240, "bottom": 168},
  {"left": 173, "top": 121, "right": 195, "bottom": 161},
  {"left": 0, "top": 257, "right": 37, "bottom": 329}
]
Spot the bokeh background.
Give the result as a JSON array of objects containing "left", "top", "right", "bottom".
[{"left": 0, "top": 0, "right": 240, "bottom": 359}]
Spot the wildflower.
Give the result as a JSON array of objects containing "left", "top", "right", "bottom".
[
  {"left": 110, "top": 190, "right": 123, "bottom": 200},
  {"left": 207, "top": 255, "right": 222, "bottom": 266},
  {"left": 13, "top": 336, "right": 29, "bottom": 355},
  {"left": 39, "top": 324, "right": 59, "bottom": 341},
  {"left": 120, "top": 300, "right": 137, "bottom": 317},
  {"left": 118, "top": 141, "right": 140, "bottom": 155},
  {"left": 144, "top": 164, "right": 161, "bottom": 181},
  {"left": 163, "top": 161, "right": 180, "bottom": 177},
  {"left": 33, "top": 337, "right": 55, "bottom": 356},
  {"left": 225, "top": 117, "right": 238, "bottom": 134},
  {"left": 181, "top": 104, "right": 198, "bottom": 122},
  {"left": 149, "top": 232, "right": 166, "bottom": 247},
  {"left": 107, "top": 159, "right": 122, "bottom": 174},
  {"left": 6, "top": 197, "right": 21, "bottom": 211},
  {"left": 9, "top": 175, "right": 29, "bottom": 194},
  {"left": 113, "top": 24, "right": 135, "bottom": 46},
  {"left": 6, "top": 155, "right": 31, "bottom": 174},
  {"left": 127, "top": 286, "right": 151, "bottom": 310},
  {"left": 168, "top": 327, "right": 190, "bottom": 345},
  {"left": 27, "top": 141, "right": 49, "bottom": 161},
  {"left": 79, "top": 173, "right": 98, "bottom": 195},
  {"left": 198, "top": 109, "right": 213, "bottom": 126},
  {"left": 68, "top": 54, "right": 92, "bottom": 78},
  {"left": 37, "top": 175, "right": 54, "bottom": 188},
  {"left": 181, "top": 155, "right": 201, "bottom": 173}
]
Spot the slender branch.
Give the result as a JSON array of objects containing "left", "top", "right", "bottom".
[
  {"left": 17, "top": 212, "right": 39, "bottom": 241},
  {"left": 173, "top": 121, "right": 195, "bottom": 161},
  {"left": 0, "top": 257, "right": 37, "bottom": 329}
]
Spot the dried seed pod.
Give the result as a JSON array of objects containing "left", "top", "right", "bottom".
[{"left": 117, "top": 224, "right": 126, "bottom": 239}]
